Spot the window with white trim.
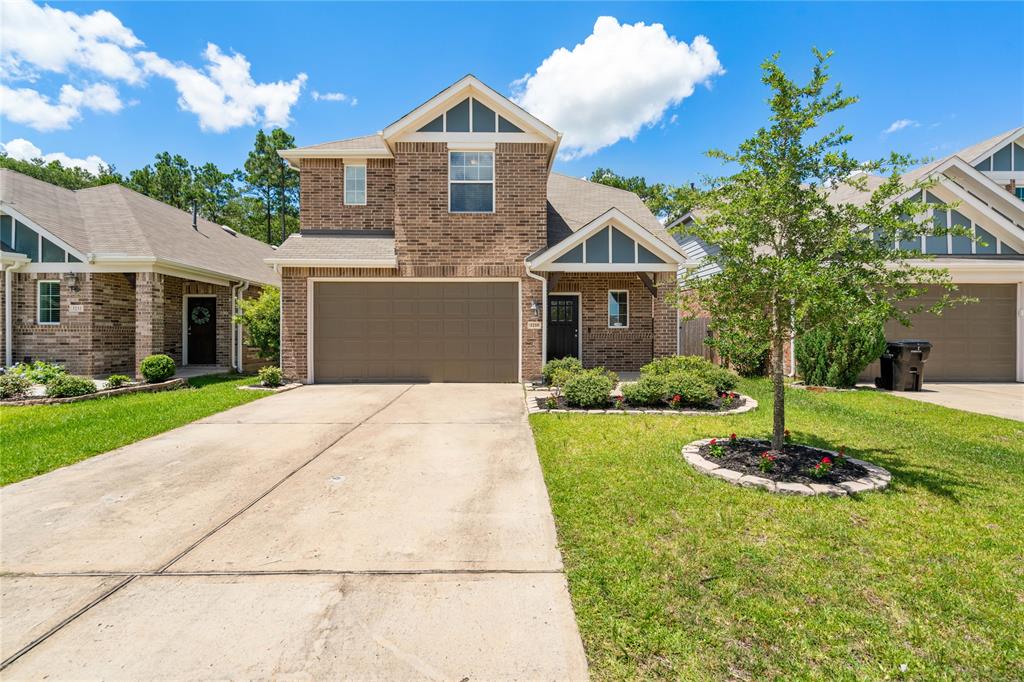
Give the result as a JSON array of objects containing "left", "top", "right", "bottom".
[
  {"left": 449, "top": 151, "right": 494, "bottom": 213},
  {"left": 344, "top": 164, "right": 366, "bottom": 205},
  {"left": 38, "top": 280, "right": 60, "bottom": 324},
  {"left": 608, "top": 290, "right": 628, "bottom": 328}
]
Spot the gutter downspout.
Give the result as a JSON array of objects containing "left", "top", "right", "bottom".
[
  {"left": 523, "top": 258, "right": 547, "bottom": 380},
  {"left": 235, "top": 281, "right": 250, "bottom": 373},
  {"left": 4, "top": 261, "right": 26, "bottom": 367},
  {"left": 230, "top": 280, "right": 248, "bottom": 373}
]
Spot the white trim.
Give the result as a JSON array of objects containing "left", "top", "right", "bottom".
[
  {"left": 446, "top": 140, "right": 497, "bottom": 151},
  {"left": 407, "top": 132, "right": 547, "bottom": 144},
  {"left": 264, "top": 258, "right": 398, "bottom": 268},
  {"left": 448, "top": 149, "right": 495, "bottom": 214},
  {"left": 182, "top": 294, "right": 218, "bottom": 366},
  {"left": 278, "top": 147, "right": 393, "bottom": 167},
  {"left": 546, "top": 291, "right": 582, "bottom": 361},
  {"left": 37, "top": 279, "right": 60, "bottom": 325},
  {"left": 962, "top": 127, "right": 1024, "bottom": 165},
  {"left": 343, "top": 163, "right": 367, "bottom": 206},
  {"left": 608, "top": 289, "right": 629, "bottom": 329},
  {"left": 909, "top": 258, "right": 1024, "bottom": 284},
  {"left": 929, "top": 177, "right": 1024, "bottom": 250},
  {"left": 0, "top": 205, "right": 89, "bottom": 262},
  {"left": 305, "top": 277, "right": 523, "bottom": 384},
  {"left": 541, "top": 262, "right": 679, "bottom": 273}
]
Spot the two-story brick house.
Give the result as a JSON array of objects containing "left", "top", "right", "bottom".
[{"left": 269, "top": 75, "right": 692, "bottom": 383}]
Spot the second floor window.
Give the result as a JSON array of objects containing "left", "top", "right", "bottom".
[
  {"left": 344, "top": 164, "right": 366, "bottom": 205},
  {"left": 449, "top": 151, "right": 494, "bottom": 213}
]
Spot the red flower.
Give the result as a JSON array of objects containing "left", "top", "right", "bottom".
[
  {"left": 673, "top": 394, "right": 682, "bottom": 401},
  {"left": 730, "top": 392, "right": 737, "bottom": 399},
  {"left": 821, "top": 456, "right": 832, "bottom": 464},
  {"left": 730, "top": 433, "right": 737, "bottom": 441},
  {"left": 710, "top": 438, "right": 717, "bottom": 445}
]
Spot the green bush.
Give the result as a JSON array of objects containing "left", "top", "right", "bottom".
[
  {"left": 9, "top": 360, "right": 67, "bottom": 384},
  {"left": 621, "top": 375, "right": 667, "bottom": 406},
  {"left": 257, "top": 365, "right": 283, "bottom": 387},
  {"left": 662, "top": 371, "right": 716, "bottom": 407},
  {"left": 139, "top": 354, "right": 176, "bottom": 383},
  {"left": 105, "top": 374, "right": 131, "bottom": 389},
  {"left": 549, "top": 367, "right": 576, "bottom": 388},
  {"left": 0, "top": 373, "right": 33, "bottom": 400},
  {"left": 46, "top": 374, "right": 97, "bottom": 398},
  {"left": 795, "top": 319, "right": 887, "bottom": 388},
  {"left": 717, "top": 333, "right": 770, "bottom": 377},
  {"left": 542, "top": 356, "right": 583, "bottom": 385},
  {"left": 641, "top": 355, "right": 737, "bottom": 394},
  {"left": 234, "top": 286, "right": 280, "bottom": 361},
  {"left": 562, "top": 369, "right": 614, "bottom": 408}
]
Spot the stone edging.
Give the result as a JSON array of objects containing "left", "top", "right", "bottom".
[
  {"left": 524, "top": 388, "right": 757, "bottom": 416},
  {"left": 0, "top": 377, "right": 187, "bottom": 406},
  {"left": 681, "top": 438, "right": 892, "bottom": 496},
  {"left": 238, "top": 382, "right": 302, "bottom": 393}
]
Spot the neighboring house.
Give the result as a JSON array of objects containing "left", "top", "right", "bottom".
[
  {"left": 268, "top": 75, "right": 692, "bottom": 383},
  {"left": 672, "top": 127, "right": 1024, "bottom": 383},
  {"left": 0, "top": 169, "right": 279, "bottom": 378}
]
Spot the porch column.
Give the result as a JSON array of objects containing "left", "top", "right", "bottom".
[
  {"left": 652, "top": 272, "right": 678, "bottom": 358},
  {"left": 134, "top": 272, "right": 165, "bottom": 377}
]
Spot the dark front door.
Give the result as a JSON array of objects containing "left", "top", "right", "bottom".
[
  {"left": 187, "top": 297, "right": 217, "bottom": 365},
  {"left": 547, "top": 295, "right": 579, "bottom": 360}
]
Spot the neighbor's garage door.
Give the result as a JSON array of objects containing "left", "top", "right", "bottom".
[
  {"left": 862, "top": 284, "right": 1017, "bottom": 382},
  {"left": 313, "top": 281, "right": 518, "bottom": 382}
]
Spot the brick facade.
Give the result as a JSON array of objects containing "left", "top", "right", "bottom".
[
  {"left": 2, "top": 270, "right": 265, "bottom": 377},
  {"left": 300, "top": 158, "right": 395, "bottom": 229}
]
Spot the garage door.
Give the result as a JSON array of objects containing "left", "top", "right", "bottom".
[
  {"left": 313, "top": 281, "right": 518, "bottom": 382},
  {"left": 861, "top": 284, "right": 1017, "bottom": 382}
]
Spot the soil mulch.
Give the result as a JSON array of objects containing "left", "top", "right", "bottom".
[
  {"left": 699, "top": 438, "right": 869, "bottom": 485},
  {"left": 541, "top": 395, "right": 747, "bottom": 413}
]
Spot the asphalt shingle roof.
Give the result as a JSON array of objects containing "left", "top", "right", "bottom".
[{"left": 270, "top": 232, "right": 397, "bottom": 264}]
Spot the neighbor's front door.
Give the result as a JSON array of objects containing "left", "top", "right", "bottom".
[
  {"left": 186, "top": 297, "right": 217, "bottom": 365},
  {"left": 547, "top": 295, "right": 579, "bottom": 360}
]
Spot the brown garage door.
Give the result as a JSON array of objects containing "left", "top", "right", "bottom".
[
  {"left": 313, "top": 281, "right": 518, "bottom": 383},
  {"left": 861, "top": 284, "right": 1017, "bottom": 382}
]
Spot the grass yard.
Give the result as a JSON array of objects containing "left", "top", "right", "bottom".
[
  {"left": 531, "top": 378, "right": 1024, "bottom": 680},
  {"left": 1, "top": 374, "right": 269, "bottom": 485}
]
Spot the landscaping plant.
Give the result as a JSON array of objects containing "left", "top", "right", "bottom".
[
  {"left": 257, "top": 365, "right": 283, "bottom": 387},
  {"left": 809, "top": 456, "right": 834, "bottom": 479},
  {"left": 759, "top": 450, "right": 777, "bottom": 473},
  {"left": 139, "top": 354, "right": 176, "bottom": 383},
  {"left": 45, "top": 375, "right": 97, "bottom": 398},
  {"left": 678, "top": 49, "right": 966, "bottom": 449},
  {"left": 9, "top": 360, "right": 67, "bottom": 384},
  {"left": 562, "top": 369, "right": 614, "bottom": 408},
  {"left": 105, "top": 374, "right": 131, "bottom": 389},
  {"left": 621, "top": 374, "right": 668, "bottom": 406},
  {"left": 661, "top": 372, "right": 716, "bottom": 407},
  {"left": 641, "top": 355, "right": 737, "bottom": 394},
  {"left": 795, "top": 317, "right": 887, "bottom": 388},
  {"left": 0, "top": 373, "right": 33, "bottom": 400},
  {"left": 233, "top": 286, "right": 281, "bottom": 360},
  {"left": 542, "top": 356, "right": 583, "bottom": 385}
]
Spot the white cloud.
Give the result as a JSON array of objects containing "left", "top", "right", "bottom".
[
  {"left": 1, "top": 137, "right": 109, "bottom": 174},
  {"left": 139, "top": 44, "right": 307, "bottom": 132},
  {"left": 0, "top": 0, "right": 143, "bottom": 83},
  {"left": 0, "top": 82, "right": 122, "bottom": 131},
  {"left": 512, "top": 16, "right": 724, "bottom": 159},
  {"left": 312, "top": 90, "right": 346, "bottom": 102},
  {"left": 883, "top": 118, "right": 920, "bottom": 135}
]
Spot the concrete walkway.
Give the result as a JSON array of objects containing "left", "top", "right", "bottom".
[
  {"left": 884, "top": 382, "right": 1023, "bottom": 421},
  {"left": 1, "top": 383, "right": 587, "bottom": 679}
]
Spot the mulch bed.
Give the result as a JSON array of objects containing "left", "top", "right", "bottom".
[
  {"left": 541, "top": 395, "right": 748, "bottom": 413},
  {"left": 699, "top": 438, "right": 869, "bottom": 485}
]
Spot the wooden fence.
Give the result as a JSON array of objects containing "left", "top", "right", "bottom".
[{"left": 678, "top": 317, "right": 715, "bottom": 360}]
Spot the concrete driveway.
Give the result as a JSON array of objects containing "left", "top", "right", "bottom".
[
  {"left": 886, "top": 382, "right": 1023, "bottom": 421},
  {"left": 1, "top": 383, "right": 587, "bottom": 680}
]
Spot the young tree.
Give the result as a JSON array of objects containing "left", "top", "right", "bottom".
[
  {"left": 233, "top": 286, "right": 280, "bottom": 360},
  {"left": 244, "top": 128, "right": 297, "bottom": 245},
  {"left": 0, "top": 154, "right": 122, "bottom": 190},
  {"left": 682, "top": 49, "right": 964, "bottom": 451},
  {"left": 590, "top": 167, "right": 702, "bottom": 224}
]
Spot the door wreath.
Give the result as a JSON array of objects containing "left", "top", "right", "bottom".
[{"left": 190, "top": 306, "right": 211, "bottom": 325}]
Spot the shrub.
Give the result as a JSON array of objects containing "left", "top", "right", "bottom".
[
  {"left": 549, "top": 367, "right": 576, "bottom": 388},
  {"left": 139, "top": 354, "right": 176, "bottom": 383},
  {"left": 662, "top": 371, "right": 716, "bottom": 407},
  {"left": 0, "top": 373, "right": 33, "bottom": 400},
  {"left": 46, "top": 374, "right": 97, "bottom": 398},
  {"left": 105, "top": 374, "right": 131, "bottom": 389},
  {"left": 257, "top": 365, "right": 283, "bottom": 387},
  {"left": 716, "top": 331, "right": 770, "bottom": 377},
  {"left": 234, "top": 286, "right": 281, "bottom": 361},
  {"left": 9, "top": 360, "right": 67, "bottom": 384},
  {"left": 795, "top": 318, "right": 887, "bottom": 388},
  {"left": 542, "top": 356, "right": 583, "bottom": 385},
  {"left": 641, "top": 355, "right": 737, "bottom": 394},
  {"left": 562, "top": 369, "right": 614, "bottom": 408},
  {"left": 621, "top": 374, "right": 667, "bottom": 406}
]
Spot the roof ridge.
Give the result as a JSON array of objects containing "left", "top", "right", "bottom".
[{"left": 549, "top": 172, "right": 643, "bottom": 198}]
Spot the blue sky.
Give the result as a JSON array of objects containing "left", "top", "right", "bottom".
[{"left": 2, "top": 1, "right": 1021, "bottom": 186}]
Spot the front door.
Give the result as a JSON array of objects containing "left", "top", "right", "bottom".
[
  {"left": 547, "top": 295, "right": 579, "bottom": 360},
  {"left": 186, "top": 297, "right": 217, "bottom": 365}
]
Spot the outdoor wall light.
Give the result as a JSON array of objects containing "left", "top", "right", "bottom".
[{"left": 530, "top": 299, "right": 541, "bottom": 319}]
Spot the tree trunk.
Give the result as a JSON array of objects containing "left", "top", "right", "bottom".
[
  {"left": 279, "top": 169, "right": 286, "bottom": 244},
  {"left": 264, "top": 196, "right": 272, "bottom": 245},
  {"left": 771, "top": 304, "right": 786, "bottom": 451}
]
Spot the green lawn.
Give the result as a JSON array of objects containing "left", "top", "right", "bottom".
[
  {"left": 531, "top": 378, "right": 1024, "bottom": 680},
  {"left": 1, "top": 375, "right": 269, "bottom": 485}
]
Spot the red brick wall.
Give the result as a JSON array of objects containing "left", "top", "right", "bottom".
[
  {"left": 300, "top": 158, "right": 395, "bottom": 229},
  {"left": 551, "top": 273, "right": 658, "bottom": 372},
  {"left": 8, "top": 272, "right": 92, "bottom": 374}
]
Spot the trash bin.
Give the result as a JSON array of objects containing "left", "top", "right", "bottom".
[{"left": 875, "top": 340, "right": 932, "bottom": 391}]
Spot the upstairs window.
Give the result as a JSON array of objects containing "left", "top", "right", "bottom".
[
  {"left": 449, "top": 151, "right": 494, "bottom": 213},
  {"left": 418, "top": 97, "right": 524, "bottom": 133},
  {"left": 608, "top": 290, "right": 628, "bottom": 328},
  {"left": 38, "top": 280, "right": 60, "bottom": 324},
  {"left": 344, "top": 164, "right": 366, "bottom": 205}
]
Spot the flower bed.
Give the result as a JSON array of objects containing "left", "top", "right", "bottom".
[
  {"left": 0, "top": 377, "right": 187, "bottom": 406},
  {"left": 526, "top": 385, "right": 757, "bottom": 415},
  {"left": 682, "top": 436, "right": 891, "bottom": 495}
]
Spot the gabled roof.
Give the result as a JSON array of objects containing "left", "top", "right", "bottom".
[
  {"left": 266, "top": 231, "right": 397, "bottom": 268},
  {"left": 279, "top": 134, "right": 392, "bottom": 167},
  {"left": 0, "top": 169, "right": 279, "bottom": 285}
]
